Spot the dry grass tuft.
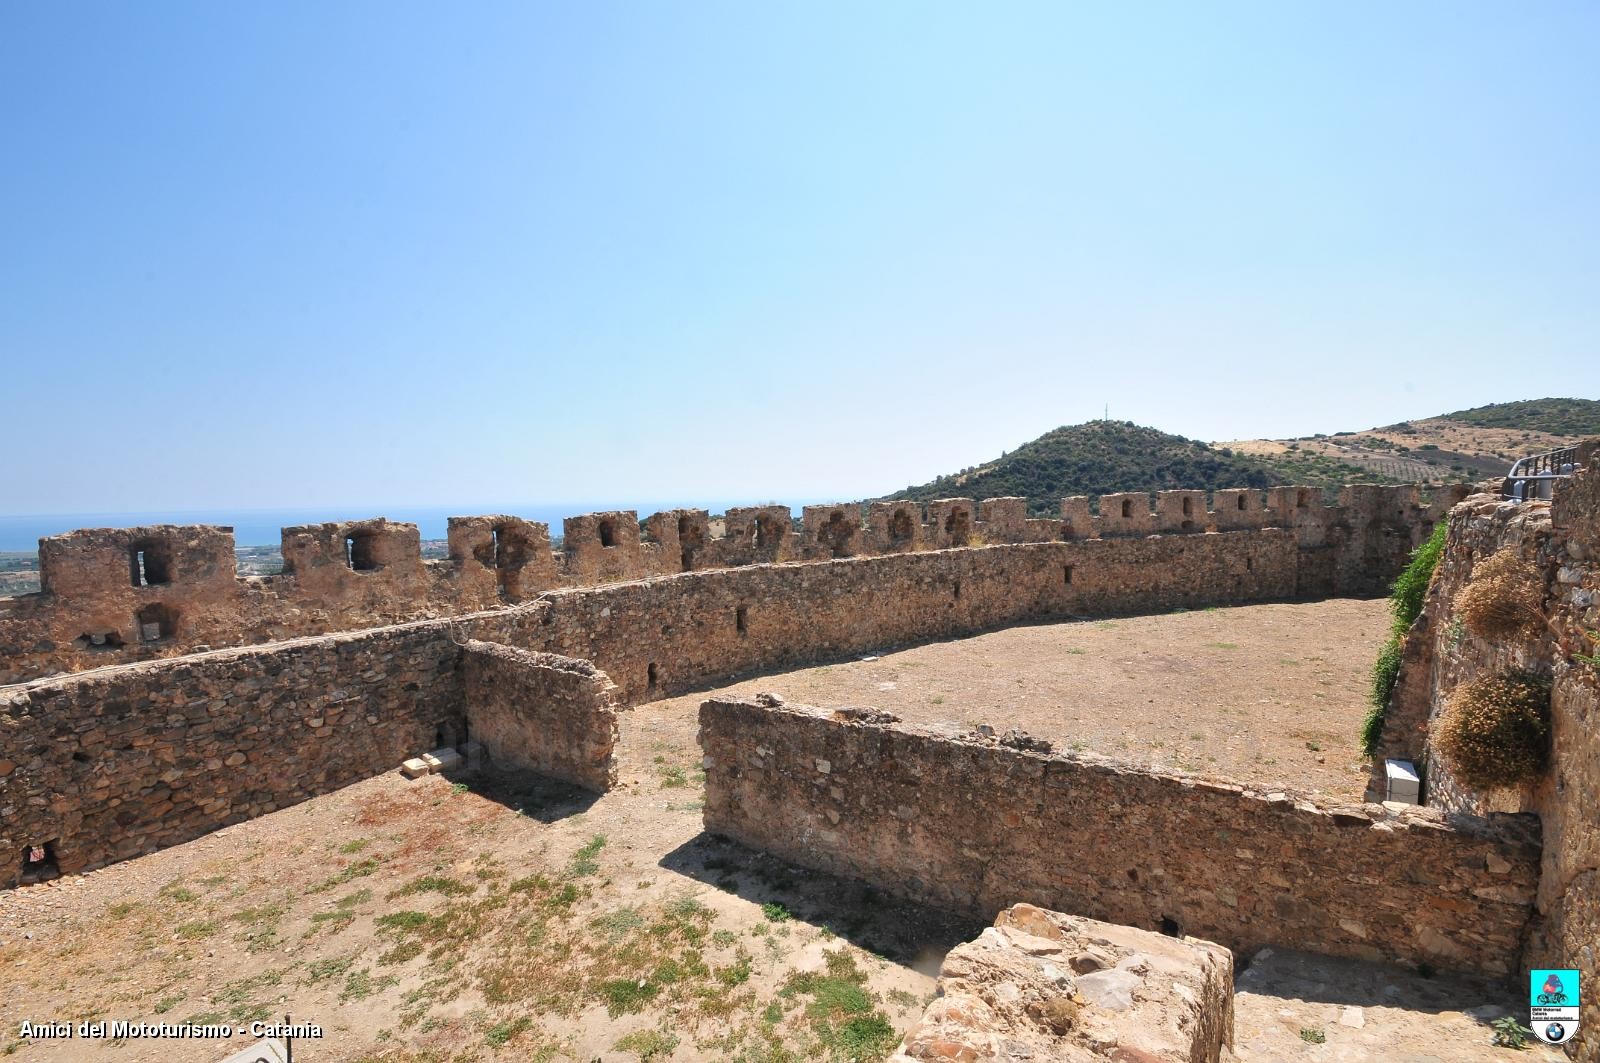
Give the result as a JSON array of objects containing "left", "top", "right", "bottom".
[
  {"left": 1435, "top": 672, "right": 1551, "bottom": 790},
  {"left": 1454, "top": 550, "right": 1545, "bottom": 640}
]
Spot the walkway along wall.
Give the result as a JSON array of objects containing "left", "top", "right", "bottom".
[{"left": 700, "top": 696, "right": 1542, "bottom": 978}]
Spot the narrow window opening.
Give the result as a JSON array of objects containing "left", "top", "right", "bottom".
[
  {"left": 491, "top": 527, "right": 501, "bottom": 567},
  {"left": 735, "top": 606, "right": 748, "bottom": 635},
  {"left": 20, "top": 841, "right": 59, "bottom": 885},
  {"left": 1159, "top": 916, "right": 1181, "bottom": 937},
  {"left": 1063, "top": 565, "right": 1074, "bottom": 585},
  {"left": 944, "top": 509, "right": 971, "bottom": 545},
  {"left": 1120, "top": 499, "right": 1133, "bottom": 518},
  {"left": 678, "top": 515, "right": 704, "bottom": 571},
  {"left": 952, "top": 580, "right": 961, "bottom": 600},
  {"left": 1126, "top": 868, "right": 1139, "bottom": 883},
  {"left": 1236, "top": 495, "right": 1247, "bottom": 511},
  {"left": 434, "top": 726, "right": 446, "bottom": 748},
  {"left": 598, "top": 520, "right": 617, "bottom": 548},
  {"left": 1296, "top": 489, "right": 1309, "bottom": 509},
  {"left": 647, "top": 662, "right": 658, "bottom": 689},
  {"left": 754, "top": 516, "right": 779, "bottom": 550},
  {"left": 128, "top": 542, "right": 171, "bottom": 586},
  {"left": 346, "top": 532, "right": 379, "bottom": 571},
  {"left": 1181, "top": 497, "right": 1193, "bottom": 516},
  {"left": 1246, "top": 556, "right": 1254, "bottom": 571}
]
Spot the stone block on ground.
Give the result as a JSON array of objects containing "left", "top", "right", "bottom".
[
  {"left": 891, "top": 903, "right": 1234, "bottom": 1063},
  {"left": 400, "top": 757, "right": 432, "bottom": 779},
  {"left": 422, "top": 747, "right": 463, "bottom": 773}
]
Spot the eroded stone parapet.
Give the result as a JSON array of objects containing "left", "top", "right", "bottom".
[
  {"left": 976, "top": 497, "right": 1026, "bottom": 541},
  {"left": 801, "top": 504, "right": 864, "bottom": 559},
  {"left": 717, "top": 505, "right": 793, "bottom": 566},
  {"left": 1098, "top": 493, "right": 1154, "bottom": 538},
  {"left": 1211, "top": 488, "right": 1267, "bottom": 532},
  {"left": 925, "top": 499, "right": 978, "bottom": 548},
  {"left": 562, "top": 510, "right": 644, "bottom": 584},
  {"left": 1060, "top": 496, "right": 1095, "bottom": 540},
  {"left": 1154, "top": 490, "right": 1209, "bottom": 534},
  {"left": 891, "top": 903, "right": 1234, "bottom": 1063},
  {"left": 868, "top": 500, "right": 924, "bottom": 553},
  {"left": 446, "top": 515, "right": 557, "bottom": 602}
]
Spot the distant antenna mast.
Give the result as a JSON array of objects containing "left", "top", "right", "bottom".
[{"left": 1104, "top": 403, "right": 1109, "bottom": 421}]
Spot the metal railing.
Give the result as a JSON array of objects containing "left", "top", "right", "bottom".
[{"left": 1504, "top": 445, "right": 1582, "bottom": 501}]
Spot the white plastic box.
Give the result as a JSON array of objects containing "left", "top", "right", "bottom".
[{"left": 1385, "top": 759, "right": 1421, "bottom": 804}]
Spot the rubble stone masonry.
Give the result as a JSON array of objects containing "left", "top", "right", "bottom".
[
  {"left": 461, "top": 641, "right": 619, "bottom": 792},
  {"left": 700, "top": 696, "right": 1542, "bottom": 977},
  {"left": 0, "top": 625, "right": 465, "bottom": 887},
  {"left": 1, "top": 483, "right": 1467, "bottom": 684},
  {"left": 1373, "top": 446, "right": 1599, "bottom": 1060},
  {"left": 0, "top": 513, "right": 1473, "bottom": 892}
]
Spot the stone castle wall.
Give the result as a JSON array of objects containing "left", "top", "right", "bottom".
[
  {"left": 0, "top": 521, "right": 1362, "bottom": 891},
  {"left": 0, "top": 483, "right": 1468, "bottom": 684},
  {"left": 700, "top": 696, "right": 1542, "bottom": 977},
  {"left": 476, "top": 530, "right": 1300, "bottom": 704},
  {"left": 1374, "top": 447, "right": 1599, "bottom": 1059}
]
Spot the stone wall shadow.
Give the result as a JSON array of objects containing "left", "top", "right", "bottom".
[
  {"left": 447, "top": 766, "right": 601, "bottom": 823},
  {"left": 1237, "top": 945, "right": 1521, "bottom": 1017},
  {"left": 660, "top": 831, "right": 984, "bottom": 975}
]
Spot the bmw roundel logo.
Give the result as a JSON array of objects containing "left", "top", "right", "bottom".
[{"left": 1546, "top": 1023, "right": 1566, "bottom": 1042}]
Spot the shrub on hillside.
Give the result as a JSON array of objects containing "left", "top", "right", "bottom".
[
  {"left": 1435, "top": 672, "right": 1551, "bottom": 790},
  {"left": 1454, "top": 550, "right": 1545, "bottom": 640}
]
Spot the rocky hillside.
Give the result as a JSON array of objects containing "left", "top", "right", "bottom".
[
  {"left": 882, "top": 398, "right": 1596, "bottom": 516},
  {"left": 881, "top": 422, "right": 1374, "bottom": 516},
  {"left": 1222, "top": 397, "right": 1599, "bottom": 485}
]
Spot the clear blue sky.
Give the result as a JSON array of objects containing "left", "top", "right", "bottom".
[{"left": 3, "top": 2, "right": 1596, "bottom": 514}]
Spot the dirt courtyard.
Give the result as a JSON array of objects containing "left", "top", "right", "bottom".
[
  {"left": 657, "top": 598, "right": 1391, "bottom": 799},
  {"left": 1, "top": 599, "right": 1540, "bottom": 1063}
]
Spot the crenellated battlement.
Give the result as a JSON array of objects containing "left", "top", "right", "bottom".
[{"left": 0, "top": 482, "right": 1472, "bottom": 685}]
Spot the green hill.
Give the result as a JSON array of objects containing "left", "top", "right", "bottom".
[
  {"left": 883, "top": 421, "right": 1378, "bottom": 516},
  {"left": 1439, "top": 398, "right": 1600, "bottom": 436}
]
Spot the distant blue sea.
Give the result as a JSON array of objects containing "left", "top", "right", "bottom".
[{"left": 0, "top": 500, "right": 810, "bottom": 553}]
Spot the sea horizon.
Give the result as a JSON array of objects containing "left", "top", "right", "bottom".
[{"left": 0, "top": 499, "right": 819, "bottom": 553}]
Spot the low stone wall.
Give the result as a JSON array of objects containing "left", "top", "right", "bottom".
[
  {"left": 461, "top": 641, "right": 619, "bottom": 792},
  {"left": 891, "top": 904, "right": 1234, "bottom": 1063},
  {"left": 0, "top": 625, "right": 464, "bottom": 888},
  {"left": 700, "top": 696, "right": 1542, "bottom": 976}
]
